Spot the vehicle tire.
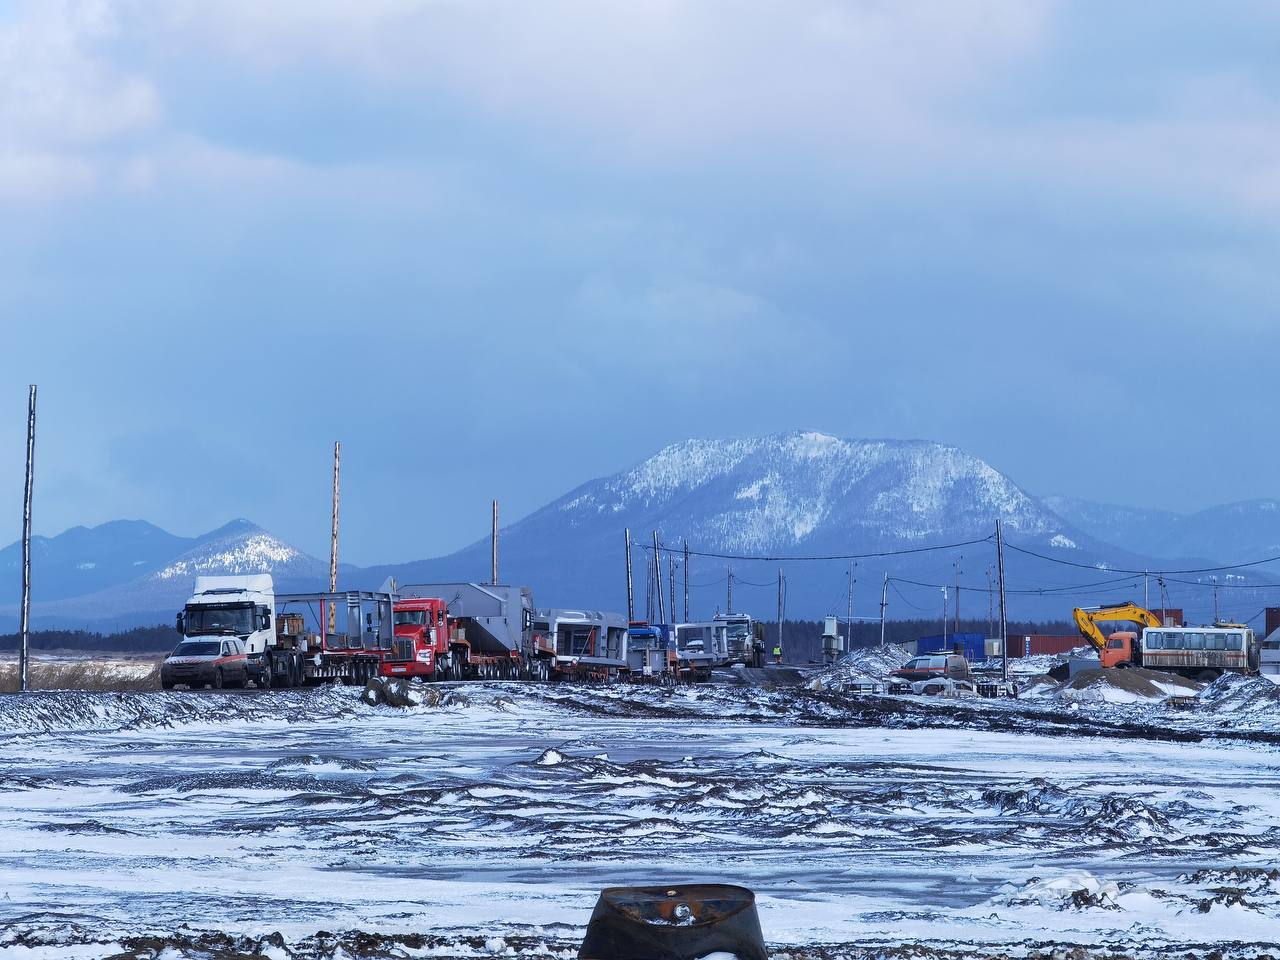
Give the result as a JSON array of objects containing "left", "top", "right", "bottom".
[
  {"left": 1115, "top": 661, "right": 1133, "bottom": 669},
  {"left": 161, "top": 680, "right": 174, "bottom": 690},
  {"left": 292, "top": 654, "right": 304, "bottom": 687},
  {"left": 1197, "top": 669, "right": 1220, "bottom": 682},
  {"left": 257, "top": 670, "right": 271, "bottom": 691},
  {"left": 212, "top": 670, "right": 224, "bottom": 690}
]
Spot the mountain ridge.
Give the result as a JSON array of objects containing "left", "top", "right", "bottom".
[{"left": 5, "top": 432, "right": 1278, "bottom": 630}]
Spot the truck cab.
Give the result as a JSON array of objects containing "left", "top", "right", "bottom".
[
  {"left": 176, "top": 575, "right": 275, "bottom": 688},
  {"left": 383, "top": 597, "right": 449, "bottom": 679}
]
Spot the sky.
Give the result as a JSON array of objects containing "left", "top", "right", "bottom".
[{"left": 2, "top": 0, "right": 1280, "bottom": 565}]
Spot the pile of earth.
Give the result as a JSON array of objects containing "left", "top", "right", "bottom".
[{"left": 1051, "top": 667, "right": 1201, "bottom": 705}]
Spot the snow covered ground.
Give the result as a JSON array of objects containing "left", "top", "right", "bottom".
[{"left": 2, "top": 681, "right": 1280, "bottom": 959}]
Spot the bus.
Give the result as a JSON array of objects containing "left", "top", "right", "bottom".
[{"left": 1138, "top": 625, "right": 1259, "bottom": 680}]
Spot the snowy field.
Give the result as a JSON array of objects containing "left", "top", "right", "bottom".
[{"left": 2, "top": 680, "right": 1280, "bottom": 959}]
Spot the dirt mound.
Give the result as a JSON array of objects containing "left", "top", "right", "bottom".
[
  {"left": 1199, "top": 672, "right": 1280, "bottom": 714},
  {"left": 1054, "top": 667, "right": 1201, "bottom": 704}
]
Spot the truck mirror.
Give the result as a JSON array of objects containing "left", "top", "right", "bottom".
[{"left": 175, "top": 613, "right": 185, "bottom": 634}]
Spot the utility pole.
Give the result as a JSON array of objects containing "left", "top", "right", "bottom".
[
  {"left": 669, "top": 555, "right": 676, "bottom": 625},
  {"left": 880, "top": 572, "right": 888, "bottom": 646},
  {"left": 942, "top": 586, "right": 948, "bottom": 645},
  {"left": 683, "top": 540, "right": 690, "bottom": 622},
  {"left": 1212, "top": 575, "right": 1220, "bottom": 624},
  {"left": 653, "top": 531, "right": 666, "bottom": 624},
  {"left": 997, "top": 519, "right": 1009, "bottom": 683},
  {"left": 727, "top": 565, "right": 733, "bottom": 615},
  {"left": 19, "top": 385, "right": 36, "bottom": 694},
  {"left": 847, "top": 563, "right": 854, "bottom": 652},
  {"left": 986, "top": 565, "right": 994, "bottom": 639},
  {"left": 776, "top": 569, "right": 784, "bottom": 657},
  {"left": 328, "top": 440, "right": 340, "bottom": 633},
  {"left": 624, "top": 528, "right": 634, "bottom": 623},
  {"left": 490, "top": 499, "right": 499, "bottom": 585},
  {"left": 645, "top": 555, "right": 654, "bottom": 622},
  {"left": 1144, "top": 571, "right": 1149, "bottom": 612},
  {"left": 953, "top": 555, "right": 962, "bottom": 635}
]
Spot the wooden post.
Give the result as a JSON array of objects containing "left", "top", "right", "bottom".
[
  {"left": 653, "top": 531, "right": 665, "bottom": 624},
  {"left": 328, "top": 440, "right": 340, "bottom": 634},
  {"left": 997, "top": 520, "right": 1009, "bottom": 682},
  {"left": 624, "top": 528, "right": 634, "bottom": 623},
  {"left": 491, "top": 499, "right": 499, "bottom": 585},
  {"left": 19, "top": 385, "right": 36, "bottom": 693}
]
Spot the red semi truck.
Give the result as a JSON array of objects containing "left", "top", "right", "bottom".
[
  {"left": 381, "top": 596, "right": 531, "bottom": 680},
  {"left": 381, "top": 584, "right": 631, "bottom": 682}
]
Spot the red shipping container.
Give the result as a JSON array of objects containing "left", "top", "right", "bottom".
[
  {"left": 1266, "top": 608, "right": 1280, "bottom": 637},
  {"left": 1019, "top": 634, "right": 1084, "bottom": 657}
]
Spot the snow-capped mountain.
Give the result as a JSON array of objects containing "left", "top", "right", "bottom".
[
  {"left": 1047, "top": 495, "right": 1280, "bottom": 568},
  {"left": 1, "top": 520, "right": 328, "bottom": 630},
  {"left": 359, "top": 432, "right": 1186, "bottom": 620},
  {"left": 9, "top": 432, "right": 1277, "bottom": 632}
]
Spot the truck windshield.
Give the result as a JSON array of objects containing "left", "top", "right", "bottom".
[
  {"left": 394, "top": 610, "right": 428, "bottom": 626},
  {"left": 171, "top": 641, "right": 221, "bottom": 657},
  {"left": 185, "top": 604, "right": 254, "bottom": 636}
]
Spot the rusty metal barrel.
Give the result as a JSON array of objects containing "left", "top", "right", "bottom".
[{"left": 577, "top": 883, "right": 767, "bottom": 960}]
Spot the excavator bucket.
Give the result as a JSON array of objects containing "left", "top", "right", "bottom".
[{"left": 577, "top": 884, "right": 767, "bottom": 960}]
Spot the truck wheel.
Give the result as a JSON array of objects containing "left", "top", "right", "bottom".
[
  {"left": 212, "top": 670, "right": 224, "bottom": 690},
  {"left": 257, "top": 670, "right": 271, "bottom": 691},
  {"left": 161, "top": 680, "right": 174, "bottom": 690}
]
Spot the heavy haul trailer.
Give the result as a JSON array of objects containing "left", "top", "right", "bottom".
[
  {"left": 626, "top": 622, "right": 681, "bottom": 682},
  {"left": 675, "top": 614, "right": 766, "bottom": 671},
  {"left": 392, "top": 582, "right": 553, "bottom": 680},
  {"left": 539, "top": 607, "right": 630, "bottom": 679},
  {"left": 269, "top": 590, "right": 394, "bottom": 687}
]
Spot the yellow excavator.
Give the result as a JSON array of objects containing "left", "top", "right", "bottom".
[{"left": 1072, "top": 603, "right": 1164, "bottom": 669}]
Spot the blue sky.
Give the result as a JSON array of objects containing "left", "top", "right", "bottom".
[{"left": 2, "top": 0, "right": 1279, "bottom": 564}]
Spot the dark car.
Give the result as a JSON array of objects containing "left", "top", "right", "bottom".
[
  {"left": 161, "top": 638, "right": 249, "bottom": 690},
  {"left": 891, "top": 653, "right": 973, "bottom": 683}
]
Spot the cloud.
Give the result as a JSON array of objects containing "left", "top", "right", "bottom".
[{"left": 0, "top": 0, "right": 159, "bottom": 197}]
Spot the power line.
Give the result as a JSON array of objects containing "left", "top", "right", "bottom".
[
  {"left": 1004, "top": 542, "right": 1280, "bottom": 577},
  {"left": 642, "top": 536, "right": 993, "bottom": 563}
]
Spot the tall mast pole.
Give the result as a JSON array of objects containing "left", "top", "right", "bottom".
[
  {"left": 997, "top": 520, "right": 1009, "bottom": 682},
  {"left": 727, "top": 565, "right": 733, "bottom": 615},
  {"left": 954, "top": 555, "right": 962, "bottom": 635},
  {"left": 653, "top": 531, "right": 666, "bottom": 624},
  {"left": 19, "top": 385, "right": 36, "bottom": 694},
  {"left": 683, "top": 540, "right": 690, "bottom": 621},
  {"left": 490, "top": 499, "right": 499, "bottom": 585},
  {"left": 624, "top": 528, "right": 634, "bottom": 623},
  {"left": 328, "top": 440, "right": 340, "bottom": 634}
]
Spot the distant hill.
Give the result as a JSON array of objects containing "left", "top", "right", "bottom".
[
  {"left": 1045, "top": 496, "right": 1280, "bottom": 568},
  {"left": 357, "top": 432, "right": 1248, "bottom": 622},
  {"left": 5, "top": 432, "right": 1277, "bottom": 632}
]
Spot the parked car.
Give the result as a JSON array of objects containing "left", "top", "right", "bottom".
[
  {"left": 891, "top": 653, "right": 973, "bottom": 683},
  {"left": 161, "top": 638, "right": 250, "bottom": 690}
]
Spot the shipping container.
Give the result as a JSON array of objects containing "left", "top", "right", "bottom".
[
  {"left": 1266, "top": 608, "right": 1280, "bottom": 637},
  {"left": 916, "top": 632, "right": 987, "bottom": 661}
]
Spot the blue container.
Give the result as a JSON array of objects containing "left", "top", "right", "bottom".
[{"left": 917, "top": 632, "right": 986, "bottom": 661}]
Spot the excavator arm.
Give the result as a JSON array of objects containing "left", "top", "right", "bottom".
[{"left": 1072, "top": 603, "right": 1163, "bottom": 653}]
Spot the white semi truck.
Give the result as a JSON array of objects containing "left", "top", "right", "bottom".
[{"left": 174, "top": 574, "right": 391, "bottom": 688}]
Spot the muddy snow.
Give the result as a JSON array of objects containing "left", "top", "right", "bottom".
[{"left": 2, "top": 679, "right": 1280, "bottom": 959}]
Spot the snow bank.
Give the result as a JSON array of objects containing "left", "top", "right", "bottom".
[{"left": 806, "top": 643, "right": 909, "bottom": 690}]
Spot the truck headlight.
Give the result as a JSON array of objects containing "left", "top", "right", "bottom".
[{"left": 417, "top": 650, "right": 432, "bottom": 662}]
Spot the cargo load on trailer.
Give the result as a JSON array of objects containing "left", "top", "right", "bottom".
[{"left": 394, "top": 582, "right": 541, "bottom": 680}]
